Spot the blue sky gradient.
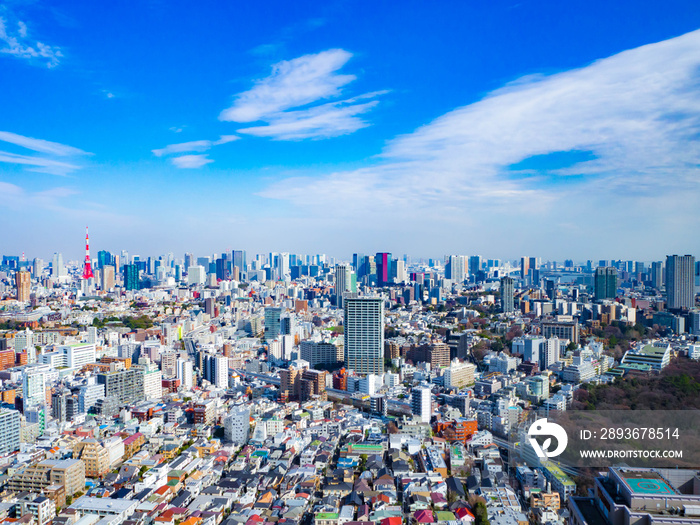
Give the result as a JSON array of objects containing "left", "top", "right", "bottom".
[{"left": 1, "top": 1, "right": 700, "bottom": 261}]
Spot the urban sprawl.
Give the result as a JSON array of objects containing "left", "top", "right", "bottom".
[{"left": 0, "top": 244, "right": 699, "bottom": 525}]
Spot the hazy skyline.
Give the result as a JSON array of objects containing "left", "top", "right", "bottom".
[{"left": 1, "top": 1, "right": 700, "bottom": 260}]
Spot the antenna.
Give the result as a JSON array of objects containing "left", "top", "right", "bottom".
[{"left": 82, "top": 226, "right": 94, "bottom": 280}]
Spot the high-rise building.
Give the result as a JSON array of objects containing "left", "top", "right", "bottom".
[
  {"left": 651, "top": 261, "right": 663, "bottom": 289},
  {"left": 335, "top": 264, "right": 355, "bottom": 308},
  {"left": 15, "top": 270, "right": 30, "bottom": 302},
  {"left": 51, "top": 253, "right": 66, "bottom": 278},
  {"left": 411, "top": 385, "right": 432, "bottom": 423},
  {"left": 501, "top": 276, "right": 514, "bottom": 313},
  {"left": 264, "top": 307, "right": 282, "bottom": 341},
  {"left": 468, "top": 255, "right": 481, "bottom": 276},
  {"left": 97, "top": 369, "right": 144, "bottom": 405},
  {"left": 300, "top": 340, "right": 343, "bottom": 367},
  {"left": 177, "top": 358, "right": 193, "bottom": 390},
  {"left": 203, "top": 354, "right": 228, "bottom": 389},
  {"left": 232, "top": 250, "right": 246, "bottom": 277},
  {"left": 32, "top": 258, "right": 44, "bottom": 278},
  {"left": 0, "top": 409, "right": 20, "bottom": 455},
  {"left": 594, "top": 267, "right": 618, "bottom": 301},
  {"left": 375, "top": 253, "right": 393, "bottom": 286},
  {"left": 666, "top": 255, "right": 696, "bottom": 309},
  {"left": 446, "top": 255, "right": 465, "bottom": 283},
  {"left": 123, "top": 264, "right": 139, "bottom": 290},
  {"left": 78, "top": 378, "right": 105, "bottom": 413},
  {"left": 23, "top": 369, "right": 46, "bottom": 408},
  {"left": 344, "top": 297, "right": 384, "bottom": 375},
  {"left": 97, "top": 250, "right": 113, "bottom": 268},
  {"left": 101, "top": 265, "right": 115, "bottom": 291}
]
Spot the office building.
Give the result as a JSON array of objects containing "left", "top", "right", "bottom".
[
  {"left": 0, "top": 409, "right": 20, "bottom": 454},
  {"left": 203, "top": 354, "right": 228, "bottom": 389},
  {"left": 15, "top": 270, "right": 31, "bottom": 302},
  {"left": 650, "top": 261, "right": 663, "bottom": 289},
  {"left": 23, "top": 370, "right": 46, "bottom": 408},
  {"left": 264, "top": 307, "right": 282, "bottom": 341},
  {"left": 411, "top": 385, "right": 432, "bottom": 423},
  {"left": 446, "top": 255, "right": 466, "bottom": 284},
  {"left": 187, "top": 265, "right": 206, "bottom": 285},
  {"left": 52, "top": 253, "right": 66, "bottom": 278},
  {"left": 177, "top": 358, "right": 193, "bottom": 390},
  {"left": 468, "top": 255, "right": 481, "bottom": 276},
  {"left": 666, "top": 255, "right": 695, "bottom": 309},
  {"left": 123, "top": 264, "right": 139, "bottom": 290},
  {"left": 344, "top": 297, "right": 384, "bottom": 374},
  {"left": 101, "top": 265, "right": 115, "bottom": 290},
  {"left": 594, "top": 267, "right": 618, "bottom": 301},
  {"left": 501, "top": 276, "right": 515, "bottom": 313},
  {"left": 97, "top": 368, "right": 144, "bottom": 405},
  {"left": 443, "top": 361, "right": 476, "bottom": 389},
  {"left": 300, "top": 340, "right": 343, "bottom": 367},
  {"left": 375, "top": 252, "right": 393, "bottom": 286},
  {"left": 335, "top": 264, "right": 355, "bottom": 308},
  {"left": 79, "top": 379, "right": 105, "bottom": 413}
]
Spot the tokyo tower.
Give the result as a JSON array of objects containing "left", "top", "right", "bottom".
[{"left": 82, "top": 226, "right": 94, "bottom": 280}]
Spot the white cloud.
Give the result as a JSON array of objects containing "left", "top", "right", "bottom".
[
  {"left": 171, "top": 155, "right": 213, "bottom": 169},
  {"left": 0, "top": 16, "right": 62, "bottom": 68},
  {"left": 258, "top": 30, "right": 700, "bottom": 257},
  {"left": 152, "top": 135, "right": 240, "bottom": 166},
  {"left": 237, "top": 98, "right": 379, "bottom": 140},
  {"left": 152, "top": 140, "right": 213, "bottom": 157},
  {"left": 0, "top": 131, "right": 89, "bottom": 175},
  {"left": 213, "top": 135, "right": 240, "bottom": 145},
  {"left": 0, "top": 131, "right": 87, "bottom": 156},
  {"left": 220, "top": 49, "right": 355, "bottom": 123}
]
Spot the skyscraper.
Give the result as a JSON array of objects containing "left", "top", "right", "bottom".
[
  {"left": 666, "top": 255, "right": 696, "bottom": 309},
  {"left": 594, "top": 267, "right": 618, "bottom": 301},
  {"left": 411, "top": 385, "right": 432, "bottom": 423},
  {"left": 468, "top": 255, "right": 482, "bottom": 276},
  {"left": 52, "top": 253, "right": 66, "bottom": 278},
  {"left": 264, "top": 307, "right": 282, "bottom": 341},
  {"left": 232, "top": 250, "right": 246, "bottom": 278},
  {"left": 375, "top": 252, "right": 393, "bottom": 286},
  {"left": 15, "top": 270, "right": 30, "bottom": 302},
  {"left": 123, "top": 264, "right": 139, "bottom": 290},
  {"left": 344, "top": 297, "right": 384, "bottom": 374},
  {"left": 335, "top": 264, "right": 355, "bottom": 308},
  {"left": 651, "top": 261, "right": 663, "bottom": 289},
  {"left": 101, "top": 265, "right": 115, "bottom": 291},
  {"left": 446, "top": 255, "right": 465, "bottom": 283},
  {"left": 500, "top": 276, "right": 514, "bottom": 313}
]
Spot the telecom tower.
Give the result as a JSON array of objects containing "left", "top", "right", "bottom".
[
  {"left": 83, "top": 227, "right": 94, "bottom": 280},
  {"left": 82, "top": 227, "right": 94, "bottom": 296}
]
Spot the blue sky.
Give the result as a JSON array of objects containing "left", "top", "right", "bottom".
[{"left": 1, "top": 1, "right": 700, "bottom": 262}]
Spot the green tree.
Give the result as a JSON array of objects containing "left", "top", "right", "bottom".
[{"left": 474, "top": 501, "right": 490, "bottom": 525}]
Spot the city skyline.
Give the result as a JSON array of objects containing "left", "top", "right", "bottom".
[{"left": 1, "top": 2, "right": 700, "bottom": 258}]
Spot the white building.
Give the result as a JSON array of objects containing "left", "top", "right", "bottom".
[
  {"left": 14, "top": 328, "right": 33, "bottom": 353},
  {"left": 444, "top": 360, "right": 476, "bottom": 389},
  {"left": 359, "top": 374, "right": 381, "bottom": 396},
  {"left": 23, "top": 370, "right": 46, "bottom": 408},
  {"left": 187, "top": 265, "right": 206, "bottom": 286},
  {"left": 79, "top": 378, "right": 105, "bottom": 413},
  {"left": 411, "top": 385, "right": 432, "bottom": 423},
  {"left": 177, "top": 358, "right": 194, "bottom": 390},
  {"left": 139, "top": 359, "right": 163, "bottom": 400},
  {"left": 224, "top": 405, "right": 250, "bottom": 445}
]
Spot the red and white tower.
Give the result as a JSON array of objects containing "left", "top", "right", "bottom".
[{"left": 82, "top": 226, "right": 94, "bottom": 280}]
